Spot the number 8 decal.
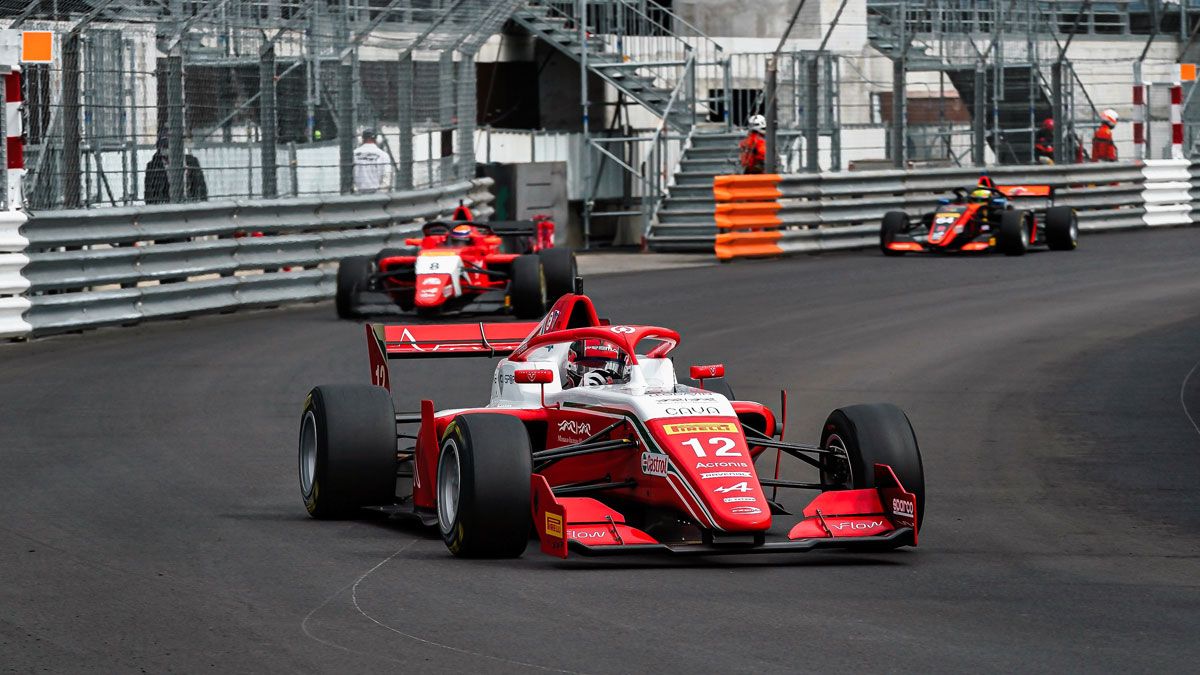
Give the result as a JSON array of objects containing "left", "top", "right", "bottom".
[{"left": 681, "top": 436, "right": 738, "bottom": 458}]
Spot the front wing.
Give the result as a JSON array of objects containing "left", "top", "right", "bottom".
[{"left": 532, "top": 464, "right": 919, "bottom": 558}]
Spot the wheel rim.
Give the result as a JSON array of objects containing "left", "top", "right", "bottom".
[
  {"left": 1070, "top": 218, "right": 1079, "bottom": 243},
  {"left": 437, "top": 439, "right": 462, "bottom": 535},
  {"left": 539, "top": 267, "right": 547, "bottom": 307},
  {"left": 299, "top": 410, "right": 318, "bottom": 496},
  {"left": 822, "top": 433, "right": 854, "bottom": 488}
]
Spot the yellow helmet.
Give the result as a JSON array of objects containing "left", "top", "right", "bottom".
[{"left": 969, "top": 188, "right": 991, "bottom": 203}]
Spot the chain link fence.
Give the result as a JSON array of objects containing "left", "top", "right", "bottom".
[{"left": 8, "top": 0, "right": 521, "bottom": 210}]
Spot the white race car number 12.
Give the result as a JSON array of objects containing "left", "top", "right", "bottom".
[{"left": 681, "top": 436, "right": 738, "bottom": 458}]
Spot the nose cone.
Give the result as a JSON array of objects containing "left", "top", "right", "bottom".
[
  {"left": 414, "top": 275, "right": 451, "bottom": 307},
  {"left": 647, "top": 418, "right": 771, "bottom": 531}
]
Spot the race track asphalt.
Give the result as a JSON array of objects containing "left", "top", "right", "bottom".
[{"left": 2, "top": 228, "right": 1199, "bottom": 673}]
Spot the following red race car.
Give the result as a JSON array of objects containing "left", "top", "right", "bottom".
[
  {"left": 336, "top": 213, "right": 577, "bottom": 320},
  {"left": 297, "top": 293, "right": 924, "bottom": 559},
  {"left": 881, "top": 175, "right": 1079, "bottom": 257}
]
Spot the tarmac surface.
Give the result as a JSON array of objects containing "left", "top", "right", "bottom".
[{"left": 2, "top": 228, "right": 1199, "bottom": 672}]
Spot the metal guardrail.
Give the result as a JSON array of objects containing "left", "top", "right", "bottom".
[
  {"left": 712, "top": 161, "right": 1197, "bottom": 260},
  {"left": 2, "top": 179, "right": 493, "bottom": 338}
]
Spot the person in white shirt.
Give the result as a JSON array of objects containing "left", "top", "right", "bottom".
[{"left": 352, "top": 129, "right": 393, "bottom": 193}]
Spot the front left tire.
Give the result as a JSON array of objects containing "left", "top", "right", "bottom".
[
  {"left": 299, "top": 384, "right": 397, "bottom": 519},
  {"left": 819, "top": 403, "right": 925, "bottom": 528},
  {"left": 436, "top": 414, "right": 533, "bottom": 558}
]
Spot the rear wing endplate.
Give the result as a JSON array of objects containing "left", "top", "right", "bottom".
[{"left": 366, "top": 322, "right": 539, "bottom": 389}]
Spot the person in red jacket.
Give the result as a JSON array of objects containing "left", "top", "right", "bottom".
[
  {"left": 1034, "top": 117, "right": 1055, "bottom": 164},
  {"left": 1092, "top": 109, "right": 1119, "bottom": 162},
  {"left": 739, "top": 115, "right": 767, "bottom": 174}
]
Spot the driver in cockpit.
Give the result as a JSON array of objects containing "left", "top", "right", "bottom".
[{"left": 564, "top": 339, "right": 631, "bottom": 388}]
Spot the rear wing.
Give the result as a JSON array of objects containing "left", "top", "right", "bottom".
[
  {"left": 995, "top": 184, "right": 1053, "bottom": 199},
  {"left": 366, "top": 322, "right": 539, "bottom": 389}
]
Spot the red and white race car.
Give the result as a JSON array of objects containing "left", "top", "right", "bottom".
[
  {"left": 298, "top": 294, "right": 924, "bottom": 558},
  {"left": 336, "top": 213, "right": 577, "bottom": 319}
]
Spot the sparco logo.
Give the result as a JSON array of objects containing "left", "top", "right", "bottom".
[
  {"left": 730, "top": 506, "right": 762, "bottom": 515},
  {"left": 892, "top": 498, "right": 914, "bottom": 517},
  {"left": 664, "top": 406, "right": 721, "bottom": 416},
  {"left": 557, "top": 420, "right": 592, "bottom": 437},
  {"left": 640, "top": 452, "right": 669, "bottom": 477},
  {"left": 830, "top": 520, "right": 885, "bottom": 531}
]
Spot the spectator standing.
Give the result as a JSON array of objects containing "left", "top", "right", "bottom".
[
  {"left": 353, "top": 129, "right": 393, "bottom": 193},
  {"left": 144, "top": 137, "right": 208, "bottom": 203},
  {"left": 1092, "top": 109, "right": 1119, "bottom": 162},
  {"left": 739, "top": 115, "right": 767, "bottom": 174}
]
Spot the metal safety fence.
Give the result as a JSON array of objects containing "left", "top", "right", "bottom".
[
  {"left": 0, "top": 177, "right": 493, "bottom": 339},
  {"left": 11, "top": 0, "right": 520, "bottom": 211},
  {"left": 710, "top": 161, "right": 1196, "bottom": 260}
]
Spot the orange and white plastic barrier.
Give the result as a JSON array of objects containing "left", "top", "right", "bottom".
[{"left": 712, "top": 174, "right": 785, "bottom": 261}]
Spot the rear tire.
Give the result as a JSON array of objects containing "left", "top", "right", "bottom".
[
  {"left": 336, "top": 257, "right": 373, "bottom": 319},
  {"left": 998, "top": 210, "right": 1030, "bottom": 256},
  {"left": 880, "top": 212, "right": 910, "bottom": 256},
  {"left": 299, "top": 384, "right": 397, "bottom": 519},
  {"left": 437, "top": 414, "right": 532, "bottom": 558},
  {"left": 1044, "top": 206, "right": 1078, "bottom": 251},
  {"left": 538, "top": 247, "right": 578, "bottom": 302},
  {"left": 510, "top": 254, "right": 547, "bottom": 319},
  {"left": 819, "top": 403, "right": 924, "bottom": 528}
]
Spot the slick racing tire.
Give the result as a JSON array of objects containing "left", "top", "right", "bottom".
[
  {"left": 538, "top": 247, "right": 578, "bottom": 302},
  {"left": 819, "top": 403, "right": 925, "bottom": 528},
  {"left": 510, "top": 254, "right": 548, "bottom": 319},
  {"left": 1044, "top": 206, "right": 1079, "bottom": 251},
  {"left": 299, "top": 384, "right": 397, "bottom": 519},
  {"left": 336, "top": 256, "right": 373, "bottom": 319},
  {"left": 998, "top": 210, "right": 1031, "bottom": 257},
  {"left": 436, "top": 414, "right": 532, "bottom": 558},
  {"left": 880, "top": 211, "right": 910, "bottom": 256}
]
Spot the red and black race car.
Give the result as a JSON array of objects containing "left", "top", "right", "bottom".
[
  {"left": 336, "top": 213, "right": 577, "bottom": 320},
  {"left": 881, "top": 176, "right": 1079, "bottom": 256},
  {"left": 298, "top": 293, "right": 924, "bottom": 559}
]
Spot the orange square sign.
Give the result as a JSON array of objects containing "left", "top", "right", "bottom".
[
  {"left": 21, "top": 31, "right": 53, "bottom": 63},
  {"left": 1180, "top": 63, "right": 1197, "bottom": 83}
]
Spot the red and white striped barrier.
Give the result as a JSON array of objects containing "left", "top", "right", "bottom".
[
  {"left": 1170, "top": 82, "right": 1184, "bottom": 160},
  {"left": 1132, "top": 83, "right": 1146, "bottom": 161},
  {"left": 4, "top": 68, "right": 21, "bottom": 209}
]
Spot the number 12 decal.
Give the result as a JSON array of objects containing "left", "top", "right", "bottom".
[{"left": 681, "top": 436, "right": 738, "bottom": 458}]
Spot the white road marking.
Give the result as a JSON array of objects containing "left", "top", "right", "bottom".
[
  {"left": 1181, "top": 358, "right": 1200, "bottom": 438},
  {"left": 302, "top": 536, "right": 585, "bottom": 674}
]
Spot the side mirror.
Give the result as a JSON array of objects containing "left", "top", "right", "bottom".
[
  {"left": 515, "top": 369, "right": 555, "bottom": 408},
  {"left": 690, "top": 364, "right": 725, "bottom": 390},
  {"left": 690, "top": 364, "right": 725, "bottom": 381},
  {"left": 515, "top": 369, "right": 554, "bottom": 384}
]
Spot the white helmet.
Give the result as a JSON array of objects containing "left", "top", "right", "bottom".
[
  {"left": 748, "top": 114, "right": 767, "bottom": 133},
  {"left": 1101, "top": 109, "right": 1119, "bottom": 126}
]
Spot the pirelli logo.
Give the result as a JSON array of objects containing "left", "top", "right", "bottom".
[
  {"left": 663, "top": 422, "right": 738, "bottom": 435},
  {"left": 544, "top": 512, "right": 564, "bottom": 538}
]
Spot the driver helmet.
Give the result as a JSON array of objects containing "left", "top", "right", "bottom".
[
  {"left": 969, "top": 188, "right": 992, "bottom": 203},
  {"left": 566, "top": 339, "right": 630, "bottom": 388},
  {"left": 447, "top": 223, "right": 474, "bottom": 247},
  {"left": 748, "top": 114, "right": 767, "bottom": 133}
]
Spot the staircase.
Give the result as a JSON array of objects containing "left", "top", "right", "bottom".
[
  {"left": 510, "top": 0, "right": 728, "bottom": 246},
  {"left": 644, "top": 132, "right": 741, "bottom": 251},
  {"left": 511, "top": 2, "right": 694, "bottom": 130},
  {"left": 946, "top": 65, "right": 1053, "bottom": 164}
]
